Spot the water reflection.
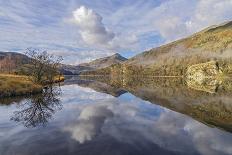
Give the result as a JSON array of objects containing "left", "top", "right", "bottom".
[
  {"left": 0, "top": 76, "right": 232, "bottom": 155},
  {"left": 62, "top": 83, "right": 232, "bottom": 155},
  {"left": 64, "top": 104, "right": 114, "bottom": 144},
  {"left": 10, "top": 87, "right": 62, "bottom": 128},
  {"left": 75, "top": 76, "right": 232, "bottom": 132},
  {"left": 64, "top": 76, "right": 127, "bottom": 97}
]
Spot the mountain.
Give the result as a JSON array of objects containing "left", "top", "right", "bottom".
[
  {"left": 0, "top": 51, "right": 30, "bottom": 73},
  {"left": 79, "top": 53, "right": 127, "bottom": 69},
  {"left": 84, "top": 20, "right": 232, "bottom": 77},
  {"left": 60, "top": 53, "right": 127, "bottom": 75}
]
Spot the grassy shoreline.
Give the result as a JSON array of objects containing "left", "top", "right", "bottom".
[{"left": 0, "top": 74, "right": 64, "bottom": 98}]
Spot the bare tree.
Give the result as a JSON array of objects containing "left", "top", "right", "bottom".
[
  {"left": 25, "top": 48, "right": 63, "bottom": 84},
  {"left": 6, "top": 55, "right": 16, "bottom": 73},
  {"left": 0, "top": 55, "right": 16, "bottom": 73}
]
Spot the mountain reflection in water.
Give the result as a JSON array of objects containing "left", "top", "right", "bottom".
[
  {"left": 75, "top": 76, "right": 232, "bottom": 132},
  {"left": 0, "top": 76, "right": 232, "bottom": 155}
]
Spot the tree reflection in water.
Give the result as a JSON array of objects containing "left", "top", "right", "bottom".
[{"left": 11, "top": 86, "right": 62, "bottom": 128}]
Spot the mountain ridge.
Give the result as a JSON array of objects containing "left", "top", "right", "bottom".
[
  {"left": 60, "top": 53, "right": 127, "bottom": 74},
  {"left": 83, "top": 20, "right": 232, "bottom": 77}
]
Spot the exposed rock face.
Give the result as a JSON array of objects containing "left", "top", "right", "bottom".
[
  {"left": 186, "top": 61, "right": 223, "bottom": 93},
  {"left": 186, "top": 61, "right": 222, "bottom": 79}
]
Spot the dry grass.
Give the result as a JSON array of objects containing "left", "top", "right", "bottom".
[
  {"left": 0, "top": 74, "right": 43, "bottom": 98},
  {"left": 127, "top": 22, "right": 232, "bottom": 66}
]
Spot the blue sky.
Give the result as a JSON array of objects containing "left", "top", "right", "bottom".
[{"left": 0, "top": 0, "right": 232, "bottom": 65}]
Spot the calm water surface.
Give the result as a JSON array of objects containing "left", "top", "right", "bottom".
[{"left": 0, "top": 76, "right": 232, "bottom": 155}]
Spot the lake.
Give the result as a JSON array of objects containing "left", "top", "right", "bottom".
[{"left": 0, "top": 76, "right": 232, "bottom": 155}]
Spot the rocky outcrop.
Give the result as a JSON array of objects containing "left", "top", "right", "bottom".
[
  {"left": 186, "top": 61, "right": 222, "bottom": 78},
  {"left": 186, "top": 61, "right": 223, "bottom": 93}
]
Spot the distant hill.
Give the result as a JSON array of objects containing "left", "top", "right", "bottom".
[
  {"left": 84, "top": 20, "right": 232, "bottom": 77},
  {"left": 0, "top": 52, "right": 30, "bottom": 73},
  {"left": 60, "top": 53, "right": 127, "bottom": 75},
  {"left": 0, "top": 51, "right": 127, "bottom": 75}
]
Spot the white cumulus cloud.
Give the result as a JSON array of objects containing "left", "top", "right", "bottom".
[{"left": 73, "top": 6, "right": 115, "bottom": 46}]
